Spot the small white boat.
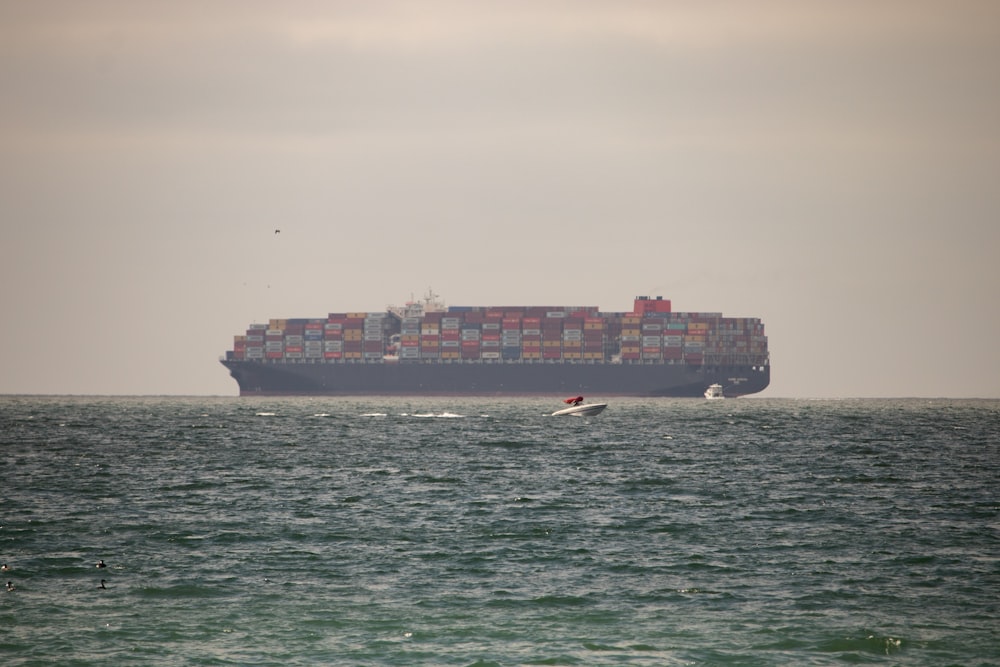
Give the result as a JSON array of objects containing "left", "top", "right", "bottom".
[
  {"left": 551, "top": 396, "right": 607, "bottom": 416},
  {"left": 704, "top": 383, "right": 725, "bottom": 400}
]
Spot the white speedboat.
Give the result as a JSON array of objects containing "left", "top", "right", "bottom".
[
  {"left": 704, "top": 383, "right": 725, "bottom": 400},
  {"left": 551, "top": 396, "right": 607, "bottom": 416}
]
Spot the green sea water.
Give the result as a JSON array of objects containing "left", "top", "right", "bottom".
[{"left": 2, "top": 396, "right": 997, "bottom": 666}]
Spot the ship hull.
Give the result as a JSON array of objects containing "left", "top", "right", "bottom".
[{"left": 221, "top": 359, "right": 770, "bottom": 398}]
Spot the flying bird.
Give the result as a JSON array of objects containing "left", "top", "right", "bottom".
[{"left": 274, "top": 229, "right": 281, "bottom": 234}]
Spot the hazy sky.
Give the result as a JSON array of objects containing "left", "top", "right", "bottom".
[{"left": 2, "top": 1, "right": 998, "bottom": 397}]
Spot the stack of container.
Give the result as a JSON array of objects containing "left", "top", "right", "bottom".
[{"left": 226, "top": 297, "right": 767, "bottom": 369}]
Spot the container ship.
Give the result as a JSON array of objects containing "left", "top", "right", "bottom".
[{"left": 220, "top": 294, "right": 770, "bottom": 397}]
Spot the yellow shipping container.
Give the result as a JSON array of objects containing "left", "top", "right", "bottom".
[
  {"left": 685, "top": 335, "right": 706, "bottom": 342},
  {"left": 543, "top": 340, "right": 562, "bottom": 347},
  {"left": 621, "top": 328, "right": 641, "bottom": 337}
]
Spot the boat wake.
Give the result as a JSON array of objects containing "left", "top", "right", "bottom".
[{"left": 406, "top": 412, "right": 464, "bottom": 419}]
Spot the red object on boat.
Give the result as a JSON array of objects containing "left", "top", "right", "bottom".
[{"left": 564, "top": 396, "right": 584, "bottom": 405}]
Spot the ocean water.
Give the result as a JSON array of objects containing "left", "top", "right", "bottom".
[{"left": 1, "top": 396, "right": 997, "bottom": 666}]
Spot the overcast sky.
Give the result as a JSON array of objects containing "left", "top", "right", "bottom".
[{"left": 2, "top": 1, "right": 998, "bottom": 397}]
